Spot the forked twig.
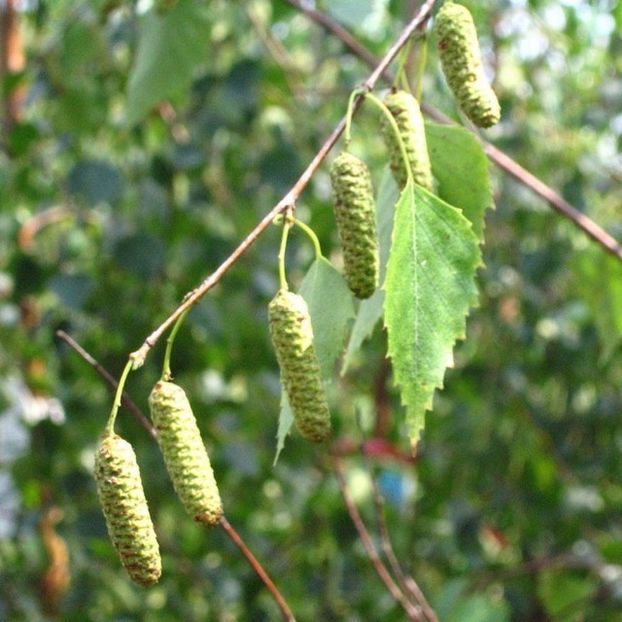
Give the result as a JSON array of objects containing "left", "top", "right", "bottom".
[
  {"left": 332, "top": 456, "right": 425, "bottom": 621},
  {"left": 361, "top": 449, "right": 437, "bottom": 622}
]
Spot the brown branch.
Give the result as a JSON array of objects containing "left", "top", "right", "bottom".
[
  {"left": 219, "top": 516, "right": 296, "bottom": 622},
  {"left": 57, "top": 330, "right": 296, "bottom": 621},
  {"left": 332, "top": 437, "right": 416, "bottom": 465},
  {"left": 373, "top": 357, "right": 391, "bottom": 438},
  {"left": 55, "top": 330, "right": 156, "bottom": 440},
  {"left": 129, "top": 0, "right": 437, "bottom": 368},
  {"left": 332, "top": 456, "right": 425, "bottom": 621},
  {"left": 285, "top": 0, "right": 622, "bottom": 266}
]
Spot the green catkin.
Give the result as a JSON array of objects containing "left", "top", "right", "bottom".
[
  {"left": 381, "top": 90, "right": 434, "bottom": 191},
  {"left": 94, "top": 433, "right": 161, "bottom": 587},
  {"left": 148, "top": 381, "right": 223, "bottom": 526},
  {"left": 269, "top": 289, "right": 331, "bottom": 443},
  {"left": 434, "top": 1, "right": 501, "bottom": 128},
  {"left": 329, "top": 152, "right": 379, "bottom": 300}
]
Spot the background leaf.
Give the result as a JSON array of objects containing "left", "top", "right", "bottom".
[
  {"left": 126, "top": 1, "right": 211, "bottom": 126},
  {"left": 384, "top": 182, "right": 481, "bottom": 443},
  {"left": 573, "top": 245, "right": 622, "bottom": 361},
  {"left": 275, "top": 257, "right": 355, "bottom": 461},
  {"left": 537, "top": 570, "right": 597, "bottom": 621},
  {"left": 426, "top": 122, "right": 493, "bottom": 242}
]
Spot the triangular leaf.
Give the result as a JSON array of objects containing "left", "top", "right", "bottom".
[
  {"left": 384, "top": 182, "right": 481, "bottom": 444},
  {"left": 126, "top": 1, "right": 211, "bottom": 126},
  {"left": 342, "top": 167, "right": 398, "bottom": 373},
  {"left": 274, "top": 258, "right": 355, "bottom": 463},
  {"left": 426, "top": 122, "right": 493, "bottom": 242}
]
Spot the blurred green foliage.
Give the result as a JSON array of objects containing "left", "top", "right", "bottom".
[{"left": 1, "top": 0, "right": 622, "bottom": 620}]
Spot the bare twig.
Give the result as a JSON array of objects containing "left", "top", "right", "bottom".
[
  {"left": 362, "top": 451, "right": 437, "bottom": 622},
  {"left": 55, "top": 330, "right": 156, "bottom": 440},
  {"left": 219, "top": 516, "right": 296, "bottom": 622},
  {"left": 129, "top": 0, "right": 437, "bottom": 367},
  {"left": 284, "top": 0, "right": 622, "bottom": 265},
  {"left": 57, "top": 331, "right": 296, "bottom": 620},
  {"left": 332, "top": 456, "right": 425, "bottom": 621},
  {"left": 246, "top": 4, "right": 303, "bottom": 98}
]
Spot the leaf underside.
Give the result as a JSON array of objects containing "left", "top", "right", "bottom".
[{"left": 274, "top": 258, "right": 355, "bottom": 463}]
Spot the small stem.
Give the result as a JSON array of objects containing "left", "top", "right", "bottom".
[
  {"left": 413, "top": 35, "right": 428, "bottom": 101},
  {"left": 364, "top": 91, "right": 414, "bottom": 186},
  {"left": 56, "top": 330, "right": 157, "bottom": 439},
  {"left": 344, "top": 88, "right": 365, "bottom": 146},
  {"left": 294, "top": 218, "right": 322, "bottom": 260},
  {"left": 105, "top": 359, "right": 134, "bottom": 434},
  {"left": 332, "top": 456, "right": 424, "bottom": 621},
  {"left": 219, "top": 516, "right": 296, "bottom": 621},
  {"left": 394, "top": 37, "right": 413, "bottom": 90},
  {"left": 278, "top": 216, "right": 293, "bottom": 290},
  {"left": 162, "top": 308, "right": 190, "bottom": 381}
]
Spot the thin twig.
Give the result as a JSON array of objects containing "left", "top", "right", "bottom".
[
  {"left": 129, "top": 0, "right": 437, "bottom": 368},
  {"left": 361, "top": 450, "right": 437, "bottom": 622},
  {"left": 246, "top": 4, "right": 303, "bottom": 98},
  {"left": 284, "top": 0, "right": 622, "bottom": 265},
  {"left": 55, "top": 330, "right": 156, "bottom": 440},
  {"left": 332, "top": 457, "right": 424, "bottom": 621},
  {"left": 57, "top": 331, "right": 296, "bottom": 620},
  {"left": 219, "top": 516, "right": 296, "bottom": 622}
]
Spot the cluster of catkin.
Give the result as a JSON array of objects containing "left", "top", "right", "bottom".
[
  {"left": 267, "top": 2, "right": 500, "bottom": 447},
  {"left": 93, "top": 1, "right": 500, "bottom": 586},
  {"left": 94, "top": 381, "right": 222, "bottom": 586}
]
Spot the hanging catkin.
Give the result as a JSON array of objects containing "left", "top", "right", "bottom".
[
  {"left": 381, "top": 90, "right": 434, "bottom": 191},
  {"left": 434, "top": 1, "right": 501, "bottom": 128},
  {"left": 148, "top": 381, "right": 223, "bottom": 526},
  {"left": 269, "top": 289, "right": 331, "bottom": 443},
  {"left": 330, "top": 151, "right": 379, "bottom": 300},
  {"left": 94, "top": 432, "right": 161, "bottom": 587}
]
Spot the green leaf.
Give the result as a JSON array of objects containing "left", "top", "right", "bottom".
[
  {"left": 426, "top": 122, "right": 493, "bottom": 242},
  {"left": 384, "top": 182, "right": 481, "bottom": 443},
  {"left": 126, "top": 1, "right": 211, "bottom": 126},
  {"left": 573, "top": 246, "right": 622, "bottom": 362},
  {"left": 274, "top": 257, "right": 355, "bottom": 463},
  {"left": 299, "top": 257, "right": 356, "bottom": 377},
  {"left": 434, "top": 579, "right": 510, "bottom": 622},
  {"left": 328, "top": 0, "right": 390, "bottom": 34},
  {"left": 537, "top": 570, "right": 597, "bottom": 621},
  {"left": 342, "top": 167, "right": 398, "bottom": 374}
]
